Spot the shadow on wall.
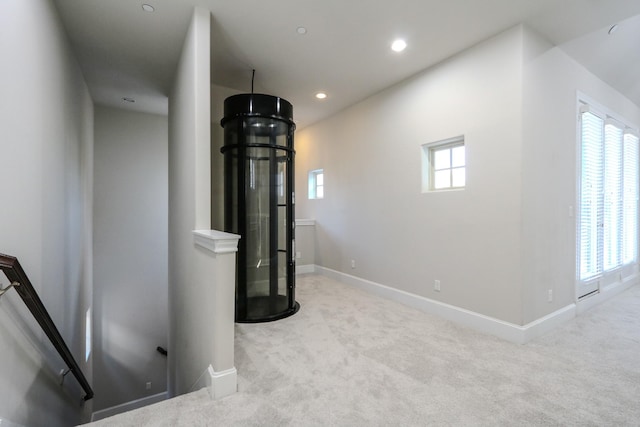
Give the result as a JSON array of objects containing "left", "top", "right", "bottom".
[
  {"left": 23, "top": 368, "right": 86, "bottom": 427},
  {"left": 0, "top": 291, "right": 87, "bottom": 426},
  {"left": 94, "top": 315, "right": 168, "bottom": 411}
]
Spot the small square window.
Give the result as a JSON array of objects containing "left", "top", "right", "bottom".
[
  {"left": 309, "top": 169, "right": 324, "bottom": 199},
  {"left": 422, "top": 136, "right": 465, "bottom": 192}
]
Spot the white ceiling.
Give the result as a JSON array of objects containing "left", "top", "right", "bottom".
[{"left": 53, "top": 0, "right": 640, "bottom": 129}]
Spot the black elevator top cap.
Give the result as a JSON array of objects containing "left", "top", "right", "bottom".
[{"left": 221, "top": 93, "right": 294, "bottom": 128}]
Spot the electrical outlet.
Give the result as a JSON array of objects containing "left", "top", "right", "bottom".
[
  {"left": 547, "top": 289, "right": 553, "bottom": 303},
  {"left": 434, "top": 280, "right": 441, "bottom": 292},
  {"left": 146, "top": 382, "right": 152, "bottom": 390},
  {"left": 351, "top": 259, "right": 356, "bottom": 269}
]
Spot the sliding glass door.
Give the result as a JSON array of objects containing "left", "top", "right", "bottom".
[{"left": 577, "top": 103, "right": 639, "bottom": 298}]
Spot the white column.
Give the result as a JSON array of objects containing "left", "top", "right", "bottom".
[{"left": 192, "top": 230, "right": 240, "bottom": 399}]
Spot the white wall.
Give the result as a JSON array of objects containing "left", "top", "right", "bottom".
[
  {"left": 521, "top": 27, "right": 640, "bottom": 323},
  {"left": 169, "top": 10, "right": 237, "bottom": 398},
  {"left": 295, "top": 221, "right": 316, "bottom": 269},
  {"left": 0, "top": 0, "right": 94, "bottom": 425},
  {"left": 297, "top": 24, "right": 640, "bottom": 328},
  {"left": 169, "top": 7, "right": 232, "bottom": 396},
  {"left": 296, "top": 27, "right": 525, "bottom": 324},
  {"left": 93, "top": 106, "right": 168, "bottom": 411}
]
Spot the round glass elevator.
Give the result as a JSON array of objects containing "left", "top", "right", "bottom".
[{"left": 221, "top": 94, "right": 300, "bottom": 323}]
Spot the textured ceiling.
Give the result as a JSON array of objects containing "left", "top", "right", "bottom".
[{"left": 53, "top": 0, "right": 640, "bottom": 129}]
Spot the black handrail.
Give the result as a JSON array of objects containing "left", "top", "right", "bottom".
[{"left": 0, "top": 253, "right": 94, "bottom": 401}]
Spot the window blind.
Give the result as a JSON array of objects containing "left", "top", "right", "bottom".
[
  {"left": 623, "top": 132, "right": 639, "bottom": 264},
  {"left": 578, "top": 106, "right": 639, "bottom": 283},
  {"left": 603, "top": 121, "right": 622, "bottom": 271},
  {"left": 579, "top": 111, "right": 604, "bottom": 280}
]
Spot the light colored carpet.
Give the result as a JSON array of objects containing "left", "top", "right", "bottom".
[{"left": 84, "top": 274, "right": 640, "bottom": 426}]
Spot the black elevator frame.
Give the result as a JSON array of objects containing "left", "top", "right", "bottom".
[{"left": 220, "top": 94, "right": 299, "bottom": 323}]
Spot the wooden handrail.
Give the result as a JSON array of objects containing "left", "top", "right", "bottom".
[{"left": 0, "top": 253, "right": 94, "bottom": 401}]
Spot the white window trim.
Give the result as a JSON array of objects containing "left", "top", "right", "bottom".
[
  {"left": 308, "top": 169, "right": 324, "bottom": 199},
  {"left": 421, "top": 135, "right": 465, "bottom": 193}
]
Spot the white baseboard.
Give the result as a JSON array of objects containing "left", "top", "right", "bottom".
[
  {"left": 205, "top": 365, "right": 237, "bottom": 400},
  {"left": 522, "top": 303, "right": 577, "bottom": 342},
  {"left": 314, "top": 265, "right": 577, "bottom": 344},
  {"left": 296, "top": 264, "right": 316, "bottom": 275},
  {"left": 91, "top": 392, "right": 168, "bottom": 422},
  {"left": 577, "top": 272, "right": 639, "bottom": 314},
  {"left": 191, "top": 365, "right": 237, "bottom": 399}
]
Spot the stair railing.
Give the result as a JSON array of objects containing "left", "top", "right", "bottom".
[{"left": 0, "top": 253, "right": 94, "bottom": 401}]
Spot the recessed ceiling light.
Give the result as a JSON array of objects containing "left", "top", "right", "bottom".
[
  {"left": 122, "top": 97, "right": 136, "bottom": 103},
  {"left": 391, "top": 39, "right": 407, "bottom": 52},
  {"left": 608, "top": 24, "right": 618, "bottom": 35},
  {"left": 297, "top": 26, "right": 307, "bottom": 35},
  {"left": 142, "top": 4, "right": 155, "bottom": 12},
  {"left": 315, "top": 92, "right": 327, "bottom": 100}
]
